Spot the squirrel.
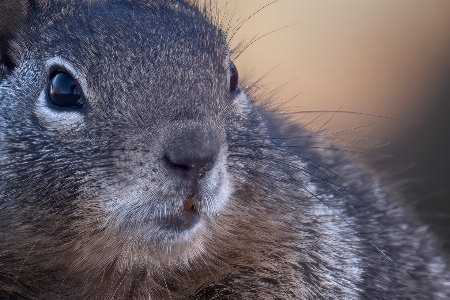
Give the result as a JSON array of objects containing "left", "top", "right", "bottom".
[{"left": 0, "top": 0, "right": 449, "bottom": 299}]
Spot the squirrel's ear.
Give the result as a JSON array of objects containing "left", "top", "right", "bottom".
[{"left": 0, "top": 0, "right": 29, "bottom": 78}]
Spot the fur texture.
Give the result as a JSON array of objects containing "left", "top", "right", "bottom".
[{"left": 0, "top": 0, "right": 449, "bottom": 299}]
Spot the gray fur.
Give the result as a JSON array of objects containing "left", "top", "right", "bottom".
[{"left": 0, "top": 0, "right": 449, "bottom": 299}]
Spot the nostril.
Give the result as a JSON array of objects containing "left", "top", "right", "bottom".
[
  {"left": 200, "top": 162, "right": 214, "bottom": 173},
  {"left": 163, "top": 125, "right": 221, "bottom": 182},
  {"left": 163, "top": 154, "right": 216, "bottom": 180},
  {"left": 198, "top": 162, "right": 214, "bottom": 179},
  {"left": 164, "top": 155, "right": 191, "bottom": 172}
]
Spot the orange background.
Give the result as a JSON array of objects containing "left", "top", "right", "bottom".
[{"left": 217, "top": 0, "right": 450, "bottom": 251}]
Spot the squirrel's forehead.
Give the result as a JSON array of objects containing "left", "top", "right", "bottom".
[
  {"left": 31, "top": 2, "right": 228, "bottom": 72},
  {"left": 34, "top": 1, "right": 226, "bottom": 49}
]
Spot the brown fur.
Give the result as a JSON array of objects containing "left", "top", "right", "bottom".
[{"left": 0, "top": 1, "right": 449, "bottom": 299}]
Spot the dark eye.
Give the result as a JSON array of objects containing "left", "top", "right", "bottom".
[
  {"left": 229, "top": 61, "right": 238, "bottom": 93},
  {"left": 47, "top": 72, "right": 85, "bottom": 107}
]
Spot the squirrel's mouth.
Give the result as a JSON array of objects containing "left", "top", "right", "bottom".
[
  {"left": 183, "top": 194, "right": 195, "bottom": 211},
  {"left": 157, "top": 194, "right": 200, "bottom": 233}
]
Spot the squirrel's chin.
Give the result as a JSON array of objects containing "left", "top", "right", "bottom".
[{"left": 109, "top": 217, "right": 209, "bottom": 272}]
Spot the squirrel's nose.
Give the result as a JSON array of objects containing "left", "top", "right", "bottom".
[{"left": 164, "top": 126, "right": 220, "bottom": 182}]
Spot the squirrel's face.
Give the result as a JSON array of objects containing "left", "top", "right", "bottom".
[{"left": 0, "top": 1, "right": 244, "bottom": 268}]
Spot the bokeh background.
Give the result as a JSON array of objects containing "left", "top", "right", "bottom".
[{"left": 216, "top": 0, "right": 450, "bottom": 252}]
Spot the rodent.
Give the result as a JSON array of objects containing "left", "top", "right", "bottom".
[{"left": 0, "top": 0, "right": 449, "bottom": 299}]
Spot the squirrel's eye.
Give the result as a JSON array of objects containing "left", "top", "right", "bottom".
[
  {"left": 229, "top": 61, "right": 238, "bottom": 93},
  {"left": 47, "top": 72, "right": 85, "bottom": 107}
]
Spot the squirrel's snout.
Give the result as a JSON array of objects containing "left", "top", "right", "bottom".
[{"left": 163, "top": 126, "right": 220, "bottom": 182}]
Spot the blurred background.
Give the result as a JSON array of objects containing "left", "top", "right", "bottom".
[{"left": 216, "top": 0, "right": 450, "bottom": 252}]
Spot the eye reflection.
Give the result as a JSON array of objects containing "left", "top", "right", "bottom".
[{"left": 47, "top": 72, "right": 85, "bottom": 107}]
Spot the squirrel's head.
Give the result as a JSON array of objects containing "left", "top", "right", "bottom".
[{"left": 0, "top": 0, "right": 245, "bottom": 269}]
